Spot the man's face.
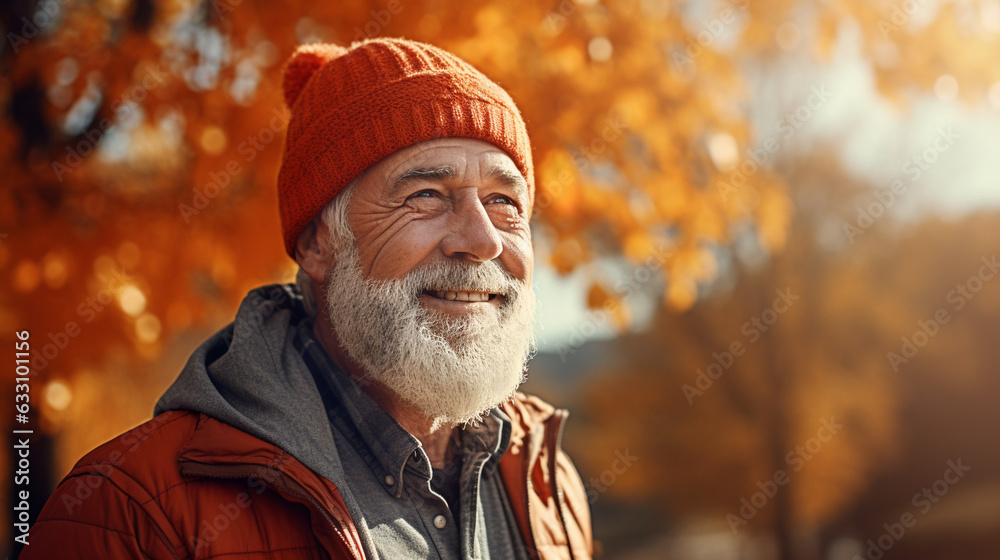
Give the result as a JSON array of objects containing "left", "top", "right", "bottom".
[
  {"left": 320, "top": 137, "right": 536, "bottom": 424},
  {"left": 348, "top": 136, "right": 534, "bottom": 295}
]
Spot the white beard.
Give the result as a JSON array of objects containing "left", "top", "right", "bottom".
[{"left": 323, "top": 237, "right": 536, "bottom": 425}]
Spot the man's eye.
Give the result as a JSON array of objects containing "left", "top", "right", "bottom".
[
  {"left": 409, "top": 190, "right": 437, "bottom": 199},
  {"left": 489, "top": 195, "right": 516, "bottom": 206}
]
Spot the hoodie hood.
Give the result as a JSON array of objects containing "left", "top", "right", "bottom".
[{"left": 155, "top": 283, "right": 346, "bottom": 488}]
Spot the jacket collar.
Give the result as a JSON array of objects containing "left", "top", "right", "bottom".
[
  {"left": 176, "top": 413, "right": 367, "bottom": 559},
  {"left": 175, "top": 395, "right": 573, "bottom": 560}
]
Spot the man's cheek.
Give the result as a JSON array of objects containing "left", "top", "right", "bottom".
[{"left": 499, "top": 239, "right": 533, "bottom": 282}]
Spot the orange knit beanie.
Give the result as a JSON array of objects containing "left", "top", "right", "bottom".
[{"left": 277, "top": 38, "right": 534, "bottom": 257}]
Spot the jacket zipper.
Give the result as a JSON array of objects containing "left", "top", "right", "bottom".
[
  {"left": 524, "top": 408, "right": 577, "bottom": 560},
  {"left": 180, "top": 462, "right": 361, "bottom": 559},
  {"left": 549, "top": 410, "right": 577, "bottom": 560}
]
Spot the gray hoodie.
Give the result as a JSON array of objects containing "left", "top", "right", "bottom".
[{"left": 155, "top": 283, "right": 382, "bottom": 554}]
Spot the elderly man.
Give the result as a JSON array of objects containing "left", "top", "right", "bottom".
[{"left": 24, "top": 38, "right": 593, "bottom": 559}]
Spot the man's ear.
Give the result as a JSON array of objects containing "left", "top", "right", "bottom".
[{"left": 295, "top": 219, "right": 334, "bottom": 284}]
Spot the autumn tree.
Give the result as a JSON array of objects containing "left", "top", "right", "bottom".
[
  {"left": 572, "top": 152, "right": 911, "bottom": 560},
  {"left": 828, "top": 212, "right": 1000, "bottom": 559},
  {"left": 3, "top": 0, "right": 995, "bottom": 407}
]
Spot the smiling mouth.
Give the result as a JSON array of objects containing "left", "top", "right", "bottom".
[{"left": 423, "top": 290, "right": 499, "bottom": 302}]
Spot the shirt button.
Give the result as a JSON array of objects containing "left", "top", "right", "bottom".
[
  {"left": 433, "top": 515, "right": 447, "bottom": 529},
  {"left": 384, "top": 475, "right": 395, "bottom": 486}
]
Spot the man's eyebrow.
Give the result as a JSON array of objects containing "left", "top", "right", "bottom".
[
  {"left": 391, "top": 166, "right": 456, "bottom": 195},
  {"left": 485, "top": 165, "right": 528, "bottom": 196},
  {"left": 389, "top": 164, "right": 528, "bottom": 198}
]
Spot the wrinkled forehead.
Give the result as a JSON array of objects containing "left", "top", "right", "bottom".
[{"left": 365, "top": 137, "right": 530, "bottom": 202}]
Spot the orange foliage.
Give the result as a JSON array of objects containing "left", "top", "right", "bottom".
[{"left": 0, "top": 0, "right": 995, "bottom": 442}]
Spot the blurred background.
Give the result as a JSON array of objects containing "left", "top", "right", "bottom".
[{"left": 2, "top": 0, "right": 1000, "bottom": 558}]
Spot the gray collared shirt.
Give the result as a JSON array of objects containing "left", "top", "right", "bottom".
[{"left": 295, "top": 319, "right": 529, "bottom": 560}]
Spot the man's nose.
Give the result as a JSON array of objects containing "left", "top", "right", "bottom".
[{"left": 440, "top": 196, "right": 503, "bottom": 262}]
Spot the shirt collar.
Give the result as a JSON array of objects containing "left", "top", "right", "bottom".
[{"left": 293, "top": 317, "right": 512, "bottom": 496}]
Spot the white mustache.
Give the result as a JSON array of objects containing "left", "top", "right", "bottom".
[{"left": 392, "top": 259, "right": 523, "bottom": 301}]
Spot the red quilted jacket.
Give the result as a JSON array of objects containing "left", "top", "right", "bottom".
[{"left": 21, "top": 394, "right": 592, "bottom": 559}]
